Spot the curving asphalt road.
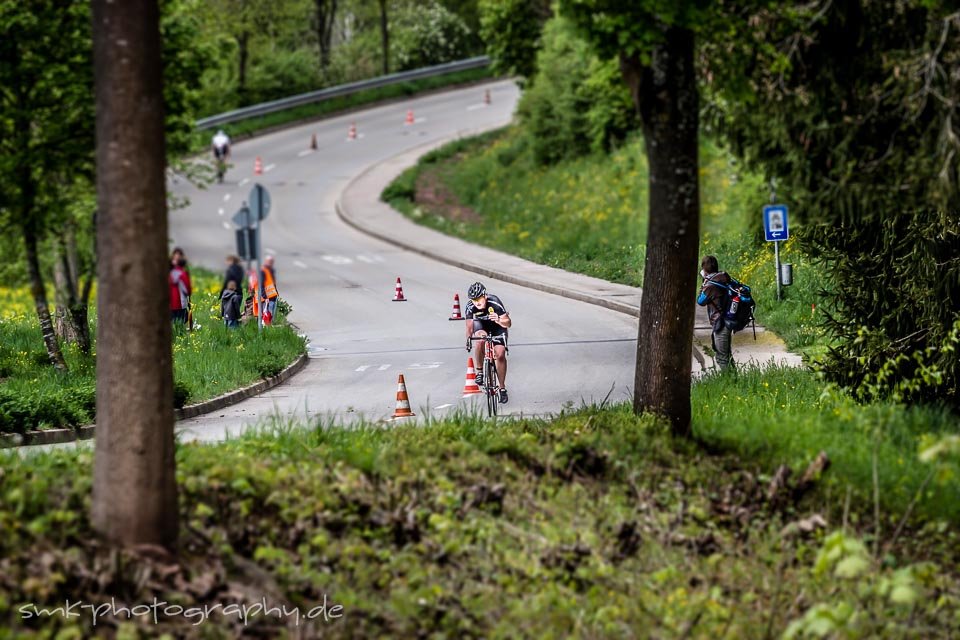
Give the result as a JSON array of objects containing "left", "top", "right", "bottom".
[{"left": 168, "top": 81, "right": 641, "bottom": 441}]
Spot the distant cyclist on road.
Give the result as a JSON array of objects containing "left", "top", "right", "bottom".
[
  {"left": 211, "top": 129, "right": 231, "bottom": 182},
  {"left": 464, "top": 281, "right": 511, "bottom": 404}
]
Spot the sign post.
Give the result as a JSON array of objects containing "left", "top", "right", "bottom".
[{"left": 763, "top": 204, "right": 789, "bottom": 301}]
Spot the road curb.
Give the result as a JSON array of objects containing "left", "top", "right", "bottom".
[{"left": 0, "top": 350, "right": 309, "bottom": 450}]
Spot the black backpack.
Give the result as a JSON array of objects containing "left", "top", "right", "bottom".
[{"left": 708, "top": 276, "right": 757, "bottom": 337}]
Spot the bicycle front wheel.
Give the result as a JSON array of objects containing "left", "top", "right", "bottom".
[{"left": 485, "top": 360, "right": 498, "bottom": 417}]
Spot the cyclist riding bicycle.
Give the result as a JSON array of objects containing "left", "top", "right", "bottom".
[
  {"left": 211, "top": 129, "right": 231, "bottom": 160},
  {"left": 464, "top": 281, "right": 511, "bottom": 404}
]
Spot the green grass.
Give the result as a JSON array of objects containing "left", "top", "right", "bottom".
[
  {"left": 692, "top": 365, "right": 960, "bottom": 524},
  {"left": 1, "top": 408, "right": 957, "bottom": 638},
  {"left": 0, "top": 270, "right": 305, "bottom": 435},
  {"left": 188, "top": 67, "right": 494, "bottom": 154},
  {"left": 383, "top": 127, "right": 828, "bottom": 356}
]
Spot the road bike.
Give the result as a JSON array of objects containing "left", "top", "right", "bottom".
[{"left": 468, "top": 326, "right": 507, "bottom": 418}]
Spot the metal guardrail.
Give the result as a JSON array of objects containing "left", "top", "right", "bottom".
[{"left": 195, "top": 56, "right": 491, "bottom": 130}]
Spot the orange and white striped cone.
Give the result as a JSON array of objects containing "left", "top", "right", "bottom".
[
  {"left": 448, "top": 293, "right": 463, "bottom": 321},
  {"left": 405, "top": 109, "right": 415, "bottom": 125},
  {"left": 348, "top": 123, "right": 357, "bottom": 140},
  {"left": 392, "top": 277, "right": 407, "bottom": 302},
  {"left": 254, "top": 156, "right": 263, "bottom": 175},
  {"left": 392, "top": 374, "right": 416, "bottom": 418},
  {"left": 462, "top": 358, "right": 481, "bottom": 396}
]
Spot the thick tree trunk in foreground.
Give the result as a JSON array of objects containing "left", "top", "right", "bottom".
[
  {"left": 621, "top": 26, "right": 700, "bottom": 436},
  {"left": 91, "top": 0, "right": 178, "bottom": 550}
]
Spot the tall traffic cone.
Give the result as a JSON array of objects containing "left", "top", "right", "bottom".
[
  {"left": 392, "top": 374, "right": 416, "bottom": 418},
  {"left": 462, "top": 358, "right": 481, "bottom": 396},
  {"left": 348, "top": 123, "right": 357, "bottom": 140},
  {"left": 310, "top": 133, "right": 318, "bottom": 150},
  {"left": 405, "top": 109, "right": 415, "bottom": 125},
  {"left": 392, "top": 277, "right": 407, "bottom": 302},
  {"left": 448, "top": 293, "right": 463, "bottom": 321},
  {"left": 254, "top": 156, "right": 263, "bottom": 175},
  {"left": 484, "top": 89, "right": 491, "bottom": 105}
]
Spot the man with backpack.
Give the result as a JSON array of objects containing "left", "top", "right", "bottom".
[{"left": 697, "top": 255, "right": 735, "bottom": 370}]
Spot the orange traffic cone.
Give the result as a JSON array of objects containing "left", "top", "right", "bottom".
[
  {"left": 462, "top": 358, "right": 481, "bottom": 396},
  {"left": 484, "top": 89, "right": 491, "bottom": 105},
  {"left": 405, "top": 109, "right": 415, "bottom": 125},
  {"left": 392, "top": 374, "right": 416, "bottom": 418},
  {"left": 310, "top": 133, "right": 318, "bottom": 150},
  {"left": 448, "top": 293, "right": 463, "bottom": 321},
  {"left": 254, "top": 156, "right": 263, "bottom": 175},
  {"left": 348, "top": 123, "right": 357, "bottom": 140},
  {"left": 392, "top": 277, "right": 407, "bottom": 302}
]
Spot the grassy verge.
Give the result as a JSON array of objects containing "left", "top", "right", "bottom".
[
  {"left": 188, "top": 67, "right": 494, "bottom": 154},
  {"left": 2, "top": 408, "right": 957, "bottom": 638},
  {"left": 383, "top": 127, "right": 827, "bottom": 357},
  {"left": 0, "top": 270, "right": 305, "bottom": 435}
]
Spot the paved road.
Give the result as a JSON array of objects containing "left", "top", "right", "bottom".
[{"left": 169, "top": 81, "right": 639, "bottom": 441}]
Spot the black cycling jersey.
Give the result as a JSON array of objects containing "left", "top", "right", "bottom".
[{"left": 465, "top": 294, "right": 508, "bottom": 336}]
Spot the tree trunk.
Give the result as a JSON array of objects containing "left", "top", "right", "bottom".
[
  {"left": 91, "top": 0, "right": 178, "bottom": 550},
  {"left": 315, "top": 0, "right": 337, "bottom": 71},
  {"left": 52, "top": 234, "right": 80, "bottom": 344},
  {"left": 237, "top": 31, "right": 249, "bottom": 101},
  {"left": 22, "top": 224, "right": 68, "bottom": 371},
  {"left": 621, "top": 26, "right": 700, "bottom": 437},
  {"left": 378, "top": 0, "right": 389, "bottom": 75}
]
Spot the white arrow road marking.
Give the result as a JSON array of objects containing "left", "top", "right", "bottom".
[
  {"left": 377, "top": 364, "right": 391, "bottom": 371},
  {"left": 218, "top": 208, "right": 224, "bottom": 216},
  {"left": 466, "top": 104, "right": 487, "bottom": 111},
  {"left": 294, "top": 260, "right": 308, "bottom": 269},
  {"left": 434, "top": 404, "right": 453, "bottom": 410},
  {"left": 322, "top": 255, "right": 353, "bottom": 265},
  {"left": 356, "top": 255, "right": 376, "bottom": 263},
  {"left": 223, "top": 193, "right": 231, "bottom": 202},
  {"left": 239, "top": 178, "right": 249, "bottom": 187},
  {"left": 222, "top": 222, "right": 231, "bottom": 230},
  {"left": 409, "top": 362, "right": 442, "bottom": 369},
  {"left": 264, "top": 163, "right": 276, "bottom": 172},
  {"left": 297, "top": 149, "right": 313, "bottom": 157}
]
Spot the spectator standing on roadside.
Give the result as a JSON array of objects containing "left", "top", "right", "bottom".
[
  {"left": 697, "top": 255, "right": 734, "bottom": 370},
  {"left": 171, "top": 247, "right": 193, "bottom": 329},
  {"left": 220, "top": 280, "right": 242, "bottom": 329},
  {"left": 259, "top": 255, "right": 280, "bottom": 325},
  {"left": 221, "top": 255, "right": 244, "bottom": 300},
  {"left": 170, "top": 257, "right": 191, "bottom": 326}
]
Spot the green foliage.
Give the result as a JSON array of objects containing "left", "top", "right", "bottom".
[
  {"left": 390, "top": 1, "right": 473, "bottom": 71},
  {"left": 478, "top": 0, "right": 550, "bottom": 80},
  {"left": 517, "top": 17, "right": 638, "bottom": 164},
  {"left": 2, "top": 408, "right": 958, "bottom": 636},
  {"left": 0, "top": 270, "right": 304, "bottom": 434},
  {"left": 702, "top": 2, "right": 960, "bottom": 408},
  {"left": 692, "top": 365, "right": 960, "bottom": 522}
]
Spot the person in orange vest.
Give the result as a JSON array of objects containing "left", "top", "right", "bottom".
[{"left": 259, "top": 255, "right": 280, "bottom": 325}]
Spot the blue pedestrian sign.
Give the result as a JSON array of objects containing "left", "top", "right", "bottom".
[{"left": 763, "top": 204, "right": 789, "bottom": 242}]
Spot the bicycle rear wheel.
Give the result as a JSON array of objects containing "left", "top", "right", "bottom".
[{"left": 485, "top": 360, "right": 498, "bottom": 417}]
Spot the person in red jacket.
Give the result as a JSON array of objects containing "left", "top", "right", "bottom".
[{"left": 169, "top": 257, "right": 192, "bottom": 325}]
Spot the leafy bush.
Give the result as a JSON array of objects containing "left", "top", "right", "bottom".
[{"left": 391, "top": 1, "right": 474, "bottom": 71}]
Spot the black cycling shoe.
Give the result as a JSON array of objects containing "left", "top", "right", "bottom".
[
  {"left": 474, "top": 372, "right": 484, "bottom": 388},
  {"left": 498, "top": 388, "right": 508, "bottom": 404}
]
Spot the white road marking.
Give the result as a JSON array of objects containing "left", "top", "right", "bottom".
[
  {"left": 434, "top": 404, "right": 453, "bottom": 410},
  {"left": 294, "top": 260, "right": 308, "bottom": 269},
  {"left": 223, "top": 193, "right": 231, "bottom": 202},
  {"left": 415, "top": 117, "right": 426, "bottom": 124},
  {"left": 355, "top": 364, "right": 392, "bottom": 372},
  {"left": 377, "top": 364, "right": 391, "bottom": 371},
  {"left": 409, "top": 362, "right": 442, "bottom": 369},
  {"left": 221, "top": 222, "right": 231, "bottom": 230},
  {"left": 323, "top": 255, "right": 353, "bottom": 265},
  {"left": 264, "top": 163, "right": 276, "bottom": 172},
  {"left": 346, "top": 133, "right": 365, "bottom": 141},
  {"left": 239, "top": 178, "right": 249, "bottom": 187},
  {"left": 218, "top": 208, "right": 224, "bottom": 216},
  {"left": 297, "top": 149, "right": 313, "bottom": 157},
  {"left": 355, "top": 255, "right": 375, "bottom": 263},
  {"left": 466, "top": 104, "right": 487, "bottom": 111},
  {"left": 265, "top": 247, "right": 277, "bottom": 255}
]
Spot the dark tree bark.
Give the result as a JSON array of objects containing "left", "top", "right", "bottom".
[
  {"left": 621, "top": 26, "right": 700, "bottom": 436},
  {"left": 237, "top": 31, "right": 249, "bottom": 101},
  {"left": 23, "top": 223, "right": 68, "bottom": 371},
  {"left": 52, "top": 225, "right": 92, "bottom": 354},
  {"left": 378, "top": 0, "right": 389, "bottom": 75},
  {"left": 91, "top": 0, "right": 178, "bottom": 550},
  {"left": 315, "top": 0, "right": 337, "bottom": 71}
]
